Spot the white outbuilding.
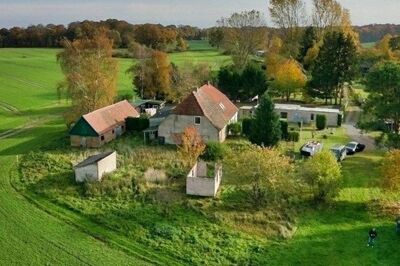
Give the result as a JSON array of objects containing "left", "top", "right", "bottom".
[
  {"left": 74, "top": 151, "right": 117, "bottom": 182},
  {"left": 186, "top": 161, "right": 222, "bottom": 197}
]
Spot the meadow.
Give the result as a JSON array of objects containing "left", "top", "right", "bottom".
[{"left": 1, "top": 41, "right": 400, "bottom": 265}]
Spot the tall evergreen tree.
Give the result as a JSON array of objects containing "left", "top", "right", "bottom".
[
  {"left": 308, "top": 31, "right": 357, "bottom": 104},
  {"left": 298, "top": 26, "right": 318, "bottom": 65},
  {"left": 250, "top": 93, "right": 281, "bottom": 147}
]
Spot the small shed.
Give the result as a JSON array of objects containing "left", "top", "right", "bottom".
[
  {"left": 186, "top": 161, "right": 222, "bottom": 197},
  {"left": 74, "top": 151, "right": 117, "bottom": 182}
]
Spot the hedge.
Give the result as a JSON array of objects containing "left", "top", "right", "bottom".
[
  {"left": 337, "top": 114, "right": 343, "bottom": 127},
  {"left": 242, "top": 118, "right": 253, "bottom": 136},
  {"left": 287, "top": 131, "right": 300, "bottom": 142},
  {"left": 228, "top": 122, "right": 242, "bottom": 136},
  {"left": 280, "top": 120, "right": 289, "bottom": 140},
  {"left": 316, "top": 114, "right": 327, "bottom": 130},
  {"left": 126, "top": 117, "right": 150, "bottom": 132}
]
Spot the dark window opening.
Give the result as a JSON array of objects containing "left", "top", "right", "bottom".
[
  {"left": 281, "top": 112, "right": 288, "bottom": 119},
  {"left": 101, "top": 135, "right": 105, "bottom": 141},
  {"left": 311, "top": 114, "right": 315, "bottom": 121},
  {"left": 194, "top": 116, "right": 201, "bottom": 125}
]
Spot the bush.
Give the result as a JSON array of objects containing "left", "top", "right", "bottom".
[
  {"left": 228, "top": 122, "right": 242, "bottom": 136},
  {"left": 287, "top": 131, "right": 300, "bottom": 142},
  {"left": 316, "top": 114, "right": 327, "bottom": 130},
  {"left": 302, "top": 151, "right": 342, "bottom": 202},
  {"left": 126, "top": 117, "right": 150, "bottom": 132},
  {"left": 337, "top": 114, "right": 343, "bottom": 127},
  {"left": 201, "top": 141, "right": 228, "bottom": 161},
  {"left": 386, "top": 133, "right": 400, "bottom": 149},
  {"left": 381, "top": 150, "right": 400, "bottom": 191},
  {"left": 242, "top": 118, "right": 253, "bottom": 136},
  {"left": 280, "top": 120, "right": 289, "bottom": 140}
]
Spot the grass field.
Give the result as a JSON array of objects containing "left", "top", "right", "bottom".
[{"left": 1, "top": 45, "right": 400, "bottom": 265}]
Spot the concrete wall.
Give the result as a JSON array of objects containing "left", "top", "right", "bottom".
[
  {"left": 74, "top": 152, "right": 117, "bottom": 182},
  {"left": 97, "top": 152, "right": 117, "bottom": 178},
  {"left": 186, "top": 161, "right": 222, "bottom": 197},
  {"left": 70, "top": 123, "right": 126, "bottom": 148},
  {"left": 158, "top": 115, "right": 220, "bottom": 144},
  {"left": 75, "top": 164, "right": 99, "bottom": 182}
]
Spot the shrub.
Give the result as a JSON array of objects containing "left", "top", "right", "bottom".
[
  {"left": 302, "top": 151, "right": 342, "bottom": 202},
  {"left": 201, "top": 141, "right": 228, "bottom": 161},
  {"left": 126, "top": 117, "right": 150, "bottom": 132},
  {"left": 381, "top": 150, "right": 400, "bottom": 191},
  {"left": 242, "top": 118, "right": 253, "bottom": 136},
  {"left": 280, "top": 120, "right": 289, "bottom": 140},
  {"left": 228, "top": 122, "right": 242, "bottom": 136},
  {"left": 316, "top": 114, "right": 327, "bottom": 130},
  {"left": 386, "top": 133, "right": 400, "bottom": 149},
  {"left": 287, "top": 131, "right": 300, "bottom": 142},
  {"left": 337, "top": 114, "right": 343, "bottom": 127}
]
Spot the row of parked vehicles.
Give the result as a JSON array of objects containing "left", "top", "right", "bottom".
[{"left": 300, "top": 141, "right": 366, "bottom": 162}]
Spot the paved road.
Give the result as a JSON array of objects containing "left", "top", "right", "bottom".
[{"left": 343, "top": 106, "right": 376, "bottom": 151}]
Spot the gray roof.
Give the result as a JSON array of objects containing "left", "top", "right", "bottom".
[
  {"left": 74, "top": 151, "right": 115, "bottom": 168},
  {"left": 274, "top": 104, "right": 342, "bottom": 114}
]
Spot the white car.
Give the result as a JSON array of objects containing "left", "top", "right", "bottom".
[{"left": 300, "top": 141, "right": 323, "bottom": 157}]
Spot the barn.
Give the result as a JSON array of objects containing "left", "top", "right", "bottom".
[
  {"left": 69, "top": 100, "right": 139, "bottom": 148},
  {"left": 74, "top": 151, "right": 117, "bottom": 182}
]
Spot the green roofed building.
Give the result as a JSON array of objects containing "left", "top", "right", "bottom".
[{"left": 69, "top": 100, "right": 140, "bottom": 148}]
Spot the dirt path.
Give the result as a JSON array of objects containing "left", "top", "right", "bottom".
[{"left": 343, "top": 106, "right": 376, "bottom": 151}]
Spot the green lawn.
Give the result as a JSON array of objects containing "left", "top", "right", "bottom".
[{"left": 362, "top": 42, "right": 376, "bottom": 48}]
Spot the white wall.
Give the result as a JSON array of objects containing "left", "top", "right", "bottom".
[
  {"left": 186, "top": 162, "right": 222, "bottom": 197},
  {"left": 97, "top": 152, "right": 117, "bottom": 179}
]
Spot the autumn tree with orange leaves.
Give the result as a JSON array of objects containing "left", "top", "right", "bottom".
[
  {"left": 57, "top": 29, "right": 118, "bottom": 126},
  {"left": 178, "top": 127, "right": 206, "bottom": 168}
]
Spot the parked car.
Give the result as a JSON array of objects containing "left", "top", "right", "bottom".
[
  {"left": 345, "top": 141, "right": 366, "bottom": 155},
  {"left": 300, "top": 141, "right": 323, "bottom": 157},
  {"left": 330, "top": 145, "right": 347, "bottom": 162}
]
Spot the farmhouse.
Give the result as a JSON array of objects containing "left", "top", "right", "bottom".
[
  {"left": 158, "top": 84, "right": 238, "bottom": 144},
  {"left": 186, "top": 161, "right": 222, "bottom": 197},
  {"left": 239, "top": 103, "right": 342, "bottom": 127},
  {"left": 74, "top": 151, "right": 117, "bottom": 182},
  {"left": 69, "top": 100, "right": 139, "bottom": 148}
]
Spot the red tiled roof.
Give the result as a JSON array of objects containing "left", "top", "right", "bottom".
[
  {"left": 83, "top": 100, "right": 139, "bottom": 135},
  {"left": 174, "top": 84, "right": 238, "bottom": 129}
]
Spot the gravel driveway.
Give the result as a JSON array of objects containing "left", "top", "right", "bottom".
[{"left": 343, "top": 106, "right": 376, "bottom": 151}]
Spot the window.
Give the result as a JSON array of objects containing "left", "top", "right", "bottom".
[
  {"left": 310, "top": 114, "right": 315, "bottom": 121},
  {"left": 112, "top": 129, "right": 115, "bottom": 134},
  {"left": 281, "top": 112, "right": 288, "bottom": 119},
  {"left": 194, "top": 116, "right": 201, "bottom": 125},
  {"left": 101, "top": 135, "right": 105, "bottom": 141},
  {"left": 219, "top": 102, "right": 225, "bottom": 111}
]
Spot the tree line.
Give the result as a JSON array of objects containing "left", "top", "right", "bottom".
[{"left": 0, "top": 19, "right": 205, "bottom": 49}]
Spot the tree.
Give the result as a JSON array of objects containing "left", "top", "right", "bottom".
[
  {"left": 176, "top": 36, "right": 188, "bottom": 52},
  {"left": 298, "top": 26, "right": 318, "bottom": 64},
  {"left": 128, "top": 41, "right": 152, "bottom": 59},
  {"left": 57, "top": 30, "right": 118, "bottom": 126},
  {"left": 302, "top": 151, "right": 342, "bottom": 202},
  {"left": 249, "top": 93, "right": 281, "bottom": 147},
  {"left": 130, "top": 51, "right": 172, "bottom": 100},
  {"left": 218, "top": 64, "right": 267, "bottom": 101},
  {"left": 134, "top": 24, "right": 177, "bottom": 51},
  {"left": 208, "top": 27, "right": 224, "bottom": 49},
  {"left": 218, "top": 10, "right": 267, "bottom": 70},
  {"left": 365, "top": 61, "right": 400, "bottom": 135},
  {"left": 226, "top": 146, "right": 295, "bottom": 208},
  {"left": 269, "top": 0, "right": 307, "bottom": 56},
  {"left": 270, "top": 58, "right": 306, "bottom": 101},
  {"left": 312, "top": 0, "right": 343, "bottom": 38},
  {"left": 309, "top": 31, "right": 357, "bottom": 104},
  {"left": 381, "top": 150, "right": 400, "bottom": 191},
  {"left": 170, "top": 62, "right": 212, "bottom": 102},
  {"left": 177, "top": 126, "right": 206, "bottom": 168}
]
